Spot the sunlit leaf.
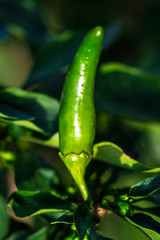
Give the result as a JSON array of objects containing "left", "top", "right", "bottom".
[
  {"left": 93, "top": 141, "right": 146, "bottom": 171},
  {"left": 93, "top": 141, "right": 160, "bottom": 176}
]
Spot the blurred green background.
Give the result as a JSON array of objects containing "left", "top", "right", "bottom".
[{"left": 1, "top": 0, "right": 160, "bottom": 239}]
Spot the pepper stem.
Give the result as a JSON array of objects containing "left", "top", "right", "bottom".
[{"left": 59, "top": 152, "right": 92, "bottom": 202}]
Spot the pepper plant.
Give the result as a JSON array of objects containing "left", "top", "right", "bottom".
[
  {"left": 1, "top": 2, "right": 160, "bottom": 239},
  {"left": 0, "top": 26, "right": 159, "bottom": 240}
]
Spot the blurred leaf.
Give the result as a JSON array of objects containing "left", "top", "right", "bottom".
[
  {"left": 0, "top": 0, "right": 46, "bottom": 44},
  {"left": 0, "top": 25, "right": 10, "bottom": 39},
  {"left": 64, "top": 233, "right": 77, "bottom": 240},
  {"left": 51, "top": 213, "right": 73, "bottom": 225},
  {"left": 26, "top": 227, "right": 49, "bottom": 240},
  {"left": 0, "top": 150, "right": 16, "bottom": 170},
  {"left": 15, "top": 153, "right": 62, "bottom": 193},
  {"left": 0, "top": 195, "right": 9, "bottom": 240},
  {"left": 25, "top": 21, "right": 121, "bottom": 88},
  {"left": 129, "top": 176, "right": 160, "bottom": 200},
  {"left": 9, "top": 190, "right": 72, "bottom": 218},
  {"left": 0, "top": 88, "right": 60, "bottom": 135},
  {"left": 147, "top": 191, "right": 160, "bottom": 205},
  {"left": 135, "top": 206, "right": 160, "bottom": 218},
  {"left": 5, "top": 227, "right": 49, "bottom": 240},
  {"left": 74, "top": 204, "right": 92, "bottom": 240},
  {"left": 93, "top": 142, "right": 145, "bottom": 171},
  {"left": 22, "top": 132, "right": 59, "bottom": 148},
  {"left": 95, "top": 62, "right": 160, "bottom": 121},
  {"left": 102, "top": 20, "right": 121, "bottom": 50},
  {"left": 25, "top": 30, "right": 85, "bottom": 87},
  {"left": 125, "top": 213, "right": 160, "bottom": 240},
  {"left": 5, "top": 231, "right": 29, "bottom": 240}
]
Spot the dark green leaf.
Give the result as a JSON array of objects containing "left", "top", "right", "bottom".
[
  {"left": 51, "top": 213, "right": 73, "bottom": 225},
  {"left": 0, "top": 88, "right": 60, "bottom": 135},
  {"left": 0, "top": 0, "right": 46, "bottom": 44},
  {"left": 0, "top": 25, "right": 10, "bottom": 39},
  {"left": 9, "top": 190, "right": 72, "bottom": 218},
  {"left": 0, "top": 195, "right": 9, "bottom": 239},
  {"left": 96, "top": 62, "right": 160, "bottom": 121},
  {"left": 103, "top": 21, "right": 121, "bottom": 50},
  {"left": 74, "top": 204, "right": 92, "bottom": 240},
  {"left": 15, "top": 153, "right": 62, "bottom": 192},
  {"left": 25, "top": 21, "right": 120, "bottom": 88},
  {"left": 25, "top": 30, "right": 85, "bottom": 87},
  {"left": 134, "top": 206, "right": 160, "bottom": 218},
  {"left": 129, "top": 176, "right": 160, "bottom": 200},
  {"left": 125, "top": 213, "right": 160, "bottom": 240},
  {"left": 147, "top": 191, "right": 160, "bottom": 205}
]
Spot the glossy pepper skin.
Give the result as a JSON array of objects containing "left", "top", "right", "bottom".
[{"left": 59, "top": 26, "right": 104, "bottom": 201}]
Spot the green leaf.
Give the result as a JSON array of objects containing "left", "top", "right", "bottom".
[
  {"left": 93, "top": 141, "right": 160, "bottom": 175},
  {"left": 0, "top": 195, "right": 9, "bottom": 239},
  {"left": 89, "top": 227, "right": 115, "bottom": 240},
  {"left": 94, "top": 234, "right": 114, "bottom": 240},
  {"left": 51, "top": 213, "right": 74, "bottom": 225},
  {"left": 96, "top": 62, "right": 160, "bottom": 121},
  {"left": 134, "top": 206, "right": 160, "bottom": 218},
  {"left": 102, "top": 21, "right": 121, "bottom": 50},
  {"left": 26, "top": 227, "right": 49, "bottom": 240},
  {"left": 0, "top": 88, "right": 59, "bottom": 135},
  {"left": 0, "top": 1, "right": 46, "bottom": 44},
  {"left": 25, "top": 21, "right": 120, "bottom": 88},
  {"left": 15, "top": 153, "right": 62, "bottom": 192},
  {"left": 0, "top": 150, "right": 16, "bottom": 170},
  {"left": 22, "top": 132, "right": 59, "bottom": 149},
  {"left": 129, "top": 176, "right": 160, "bottom": 200},
  {"left": 125, "top": 213, "right": 160, "bottom": 240},
  {"left": 0, "top": 26, "right": 10, "bottom": 39},
  {"left": 25, "top": 30, "right": 85, "bottom": 87},
  {"left": 9, "top": 190, "right": 72, "bottom": 218},
  {"left": 93, "top": 141, "right": 146, "bottom": 171},
  {"left": 74, "top": 204, "right": 92, "bottom": 240},
  {"left": 5, "top": 227, "right": 49, "bottom": 240},
  {"left": 5, "top": 231, "right": 29, "bottom": 240}
]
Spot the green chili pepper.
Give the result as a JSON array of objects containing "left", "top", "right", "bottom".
[{"left": 59, "top": 26, "right": 104, "bottom": 201}]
